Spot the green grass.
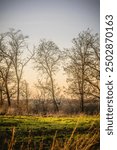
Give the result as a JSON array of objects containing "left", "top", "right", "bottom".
[{"left": 0, "top": 115, "right": 100, "bottom": 150}]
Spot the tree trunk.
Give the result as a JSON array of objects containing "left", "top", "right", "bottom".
[
  {"left": 17, "top": 79, "right": 20, "bottom": 110},
  {"left": 81, "top": 61, "right": 84, "bottom": 113},
  {"left": 5, "top": 82, "right": 11, "bottom": 107},
  {"left": 0, "top": 89, "right": 3, "bottom": 106},
  {"left": 50, "top": 76, "right": 59, "bottom": 112},
  {"left": 26, "top": 98, "right": 28, "bottom": 114}
]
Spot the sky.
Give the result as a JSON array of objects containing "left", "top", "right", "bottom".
[{"left": 0, "top": 0, "right": 100, "bottom": 93}]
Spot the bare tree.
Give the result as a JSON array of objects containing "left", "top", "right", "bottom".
[
  {"left": 0, "top": 29, "right": 34, "bottom": 111},
  {"left": 0, "top": 81, "right": 3, "bottom": 106},
  {"left": 35, "top": 39, "right": 61, "bottom": 112},
  {"left": 0, "top": 59, "right": 12, "bottom": 106},
  {"left": 64, "top": 29, "right": 100, "bottom": 112},
  {"left": 0, "top": 33, "right": 16, "bottom": 107},
  {"left": 85, "top": 33, "right": 100, "bottom": 99}
]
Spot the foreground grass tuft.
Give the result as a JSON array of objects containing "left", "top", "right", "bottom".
[{"left": 0, "top": 115, "right": 99, "bottom": 150}]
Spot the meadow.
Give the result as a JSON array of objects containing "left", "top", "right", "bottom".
[{"left": 0, "top": 115, "right": 99, "bottom": 150}]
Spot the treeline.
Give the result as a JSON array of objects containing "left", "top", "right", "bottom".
[{"left": 0, "top": 28, "right": 99, "bottom": 115}]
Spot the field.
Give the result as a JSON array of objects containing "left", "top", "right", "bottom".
[{"left": 0, "top": 115, "right": 100, "bottom": 150}]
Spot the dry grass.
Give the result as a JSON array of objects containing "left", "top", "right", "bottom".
[
  {"left": 8, "top": 127, "right": 15, "bottom": 150},
  {"left": 50, "top": 125, "right": 99, "bottom": 150},
  {"left": 7, "top": 127, "right": 99, "bottom": 150}
]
